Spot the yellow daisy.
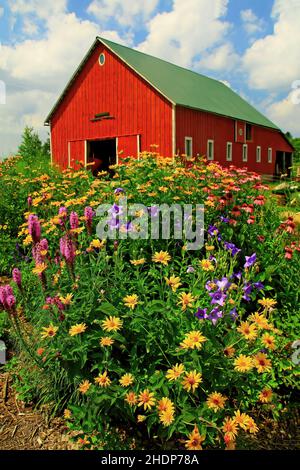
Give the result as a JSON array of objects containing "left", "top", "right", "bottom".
[
  {"left": 185, "top": 426, "right": 205, "bottom": 450},
  {"left": 181, "top": 370, "right": 202, "bottom": 392},
  {"left": 94, "top": 371, "right": 111, "bottom": 387},
  {"left": 78, "top": 380, "right": 91, "bottom": 394},
  {"left": 253, "top": 352, "right": 272, "bottom": 373},
  {"left": 152, "top": 251, "right": 171, "bottom": 265},
  {"left": 119, "top": 373, "right": 134, "bottom": 387},
  {"left": 166, "top": 363, "right": 185, "bottom": 381},
  {"left": 234, "top": 354, "right": 253, "bottom": 372},
  {"left": 138, "top": 389, "right": 156, "bottom": 410},
  {"left": 237, "top": 321, "right": 258, "bottom": 341},
  {"left": 123, "top": 294, "right": 139, "bottom": 310},
  {"left": 101, "top": 316, "right": 123, "bottom": 332},
  {"left": 130, "top": 258, "right": 145, "bottom": 266},
  {"left": 165, "top": 275, "right": 182, "bottom": 292},
  {"left": 177, "top": 292, "right": 195, "bottom": 311},
  {"left": 261, "top": 332, "right": 276, "bottom": 350},
  {"left": 125, "top": 391, "right": 137, "bottom": 406},
  {"left": 259, "top": 388, "right": 273, "bottom": 403},
  {"left": 206, "top": 392, "right": 227, "bottom": 412},
  {"left": 41, "top": 324, "right": 58, "bottom": 339},
  {"left": 180, "top": 331, "right": 207, "bottom": 350},
  {"left": 69, "top": 323, "right": 87, "bottom": 336},
  {"left": 100, "top": 336, "right": 114, "bottom": 347}
]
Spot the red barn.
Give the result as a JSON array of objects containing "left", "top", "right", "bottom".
[{"left": 45, "top": 37, "right": 294, "bottom": 176}]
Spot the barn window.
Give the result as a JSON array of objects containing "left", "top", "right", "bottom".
[
  {"left": 268, "top": 147, "right": 272, "bottom": 163},
  {"left": 99, "top": 53, "right": 106, "bottom": 66},
  {"left": 246, "top": 123, "right": 252, "bottom": 141},
  {"left": 185, "top": 137, "right": 193, "bottom": 158},
  {"left": 207, "top": 140, "right": 214, "bottom": 160},
  {"left": 242, "top": 144, "right": 248, "bottom": 162},
  {"left": 256, "top": 146, "right": 261, "bottom": 163},
  {"left": 226, "top": 142, "right": 232, "bottom": 161}
]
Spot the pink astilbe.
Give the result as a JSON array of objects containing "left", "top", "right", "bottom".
[
  {"left": 32, "top": 238, "right": 49, "bottom": 265},
  {"left": 12, "top": 268, "right": 22, "bottom": 289},
  {"left": 27, "top": 196, "right": 32, "bottom": 208},
  {"left": 28, "top": 214, "right": 41, "bottom": 244},
  {"left": 70, "top": 211, "right": 79, "bottom": 230},
  {"left": 60, "top": 235, "right": 76, "bottom": 265},
  {"left": 58, "top": 206, "right": 68, "bottom": 226},
  {"left": 84, "top": 206, "right": 95, "bottom": 235},
  {"left": 0, "top": 285, "right": 16, "bottom": 314}
]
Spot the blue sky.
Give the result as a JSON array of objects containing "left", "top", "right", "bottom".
[{"left": 0, "top": 0, "right": 299, "bottom": 155}]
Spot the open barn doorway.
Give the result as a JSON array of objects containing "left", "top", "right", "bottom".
[{"left": 87, "top": 138, "right": 116, "bottom": 176}]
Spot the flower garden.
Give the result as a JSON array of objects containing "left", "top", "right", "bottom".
[{"left": 0, "top": 151, "right": 299, "bottom": 450}]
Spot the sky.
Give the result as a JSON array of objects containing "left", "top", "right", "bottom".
[{"left": 0, "top": 0, "right": 300, "bottom": 156}]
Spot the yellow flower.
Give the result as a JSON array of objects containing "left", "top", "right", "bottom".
[
  {"left": 138, "top": 389, "right": 156, "bottom": 410},
  {"left": 125, "top": 391, "right": 138, "bottom": 406},
  {"left": 206, "top": 392, "right": 227, "bottom": 412},
  {"left": 32, "top": 263, "right": 47, "bottom": 275},
  {"left": 63, "top": 409, "right": 72, "bottom": 419},
  {"left": 159, "top": 409, "right": 175, "bottom": 427},
  {"left": 137, "top": 415, "right": 147, "bottom": 423},
  {"left": 23, "top": 234, "right": 33, "bottom": 246},
  {"left": 101, "top": 316, "right": 123, "bottom": 332},
  {"left": 234, "top": 354, "right": 253, "bottom": 372},
  {"left": 180, "top": 331, "right": 207, "bottom": 350},
  {"left": 59, "top": 293, "right": 73, "bottom": 305},
  {"left": 123, "top": 294, "right": 139, "bottom": 310},
  {"left": 165, "top": 275, "right": 182, "bottom": 292},
  {"left": 222, "top": 417, "right": 238, "bottom": 441},
  {"left": 152, "top": 251, "right": 171, "bottom": 265},
  {"left": 259, "top": 388, "right": 273, "bottom": 403},
  {"left": 41, "top": 324, "right": 58, "bottom": 339},
  {"left": 233, "top": 411, "right": 250, "bottom": 430},
  {"left": 258, "top": 298, "right": 277, "bottom": 311},
  {"left": 185, "top": 426, "right": 205, "bottom": 450},
  {"left": 95, "top": 371, "right": 111, "bottom": 387},
  {"left": 69, "top": 323, "right": 87, "bottom": 336},
  {"left": 199, "top": 259, "right": 215, "bottom": 271},
  {"left": 100, "top": 336, "right": 114, "bottom": 347},
  {"left": 237, "top": 321, "right": 258, "bottom": 341},
  {"left": 245, "top": 417, "right": 259, "bottom": 434},
  {"left": 78, "top": 380, "right": 91, "bottom": 394},
  {"left": 130, "top": 258, "right": 145, "bottom": 266},
  {"left": 88, "top": 239, "right": 106, "bottom": 250},
  {"left": 177, "top": 292, "right": 195, "bottom": 311},
  {"left": 157, "top": 397, "right": 175, "bottom": 414},
  {"left": 261, "top": 332, "right": 276, "bottom": 350},
  {"left": 119, "top": 373, "right": 134, "bottom": 387},
  {"left": 166, "top": 363, "right": 185, "bottom": 381},
  {"left": 224, "top": 345, "right": 236, "bottom": 357},
  {"left": 181, "top": 370, "right": 202, "bottom": 392},
  {"left": 248, "top": 312, "right": 270, "bottom": 329},
  {"left": 253, "top": 352, "right": 272, "bottom": 373}
]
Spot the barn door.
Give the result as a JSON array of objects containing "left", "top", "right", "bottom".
[
  {"left": 68, "top": 140, "right": 86, "bottom": 169},
  {"left": 117, "top": 135, "right": 140, "bottom": 162}
]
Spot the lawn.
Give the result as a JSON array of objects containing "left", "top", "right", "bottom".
[{"left": 0, "top": 150, "right": 299, "bottom": 450}]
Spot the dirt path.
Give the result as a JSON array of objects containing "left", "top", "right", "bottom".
[{"left": 0, "top": 372, "right": 75, "bottom": 450}]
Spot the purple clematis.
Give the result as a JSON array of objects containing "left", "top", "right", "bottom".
[
  {"left": 209, "top": 290, "right": 227, "bottom": 306},
  {"left": 242, "top": 282, "right": 253, "bottom": 301},
  {"left": 244, "top": 253, "right": 257, "bottom": 269},
  {"left": 208, "top": 225, "right": 219, "bottom": 237},
  {"left": 195, "top": 308, "right": 208, "bottom": 320},
  {"left": 207, "top": 307, "right": 223, "bottom": 326},
  {"left": 224, "top": 241, "right": 241, "bottom": 256},
  {"left": 216, "top": 277, "right": 231, "bottom": 292}
]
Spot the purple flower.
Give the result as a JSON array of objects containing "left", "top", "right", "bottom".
[
  {"left": 148, "top": 205, "right": 159, "bottom": 217},
  {"left": 28, "top": 214, "right": 41, "bottom": 244},
  {"left": 224, "top": 241, "right": 241, "bottom": 256},
  {"left": 205, "top": 280, "right": 217, "bottom": 291},
  {"left": 216, "top": 277, "right": 231, "bottom": 291},
  {"left": 27, "top": 196, "right": 32, "bottom": 208},
  {"left": 207, "top": 307, "right": 223, "bottom": 326},
  {"left": 220, "top": 216, "right": 230, "bottom": 223},
  {"left": 195, "top": 308, "right": 207, "bottom": 320},
  {"left": 208, "top": 225, "right": 219, "bottom": 237},
  {"left": 253, "top": 282, "right": 264, "bottom": 291},
  {"left": 242, "top": 282, "right": 252, "bottom": 301},
  {"left": 12, "top": 268, "right": 22, "bottom": 289},
  {"left": 0, "top": 285, "right": 16, "bottom": 312},
  {"left": 186, "top": 266, "right": 195, "bottom": 274},
  {"left": 70, "top": 211, "right": 79, "bottom": 230},
  {"left": 229, "top": 307, "right": 238, "bottom": 321},
  {"left": 233, "top": 271, "right": 242, "bottom": 281},
  {"left": 209, "top": 290, "right": 227, "bottom": 306},
  {"left": 108, "top": 203, "right": 123, "bottom": 216},
  {"left": 60, "top": 235, "right": 76, "bottom": 265},
  {"left": 244, "top": 253, "right": 257, "bottom": 269}
]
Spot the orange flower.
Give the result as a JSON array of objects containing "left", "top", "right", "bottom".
[
  {"left": 233, "top": 410, "right": 250, "bottom": 430},
  {"left": 94, "top": 371, "right": 111, "bottom": 387},
  {"left": 159, "top": 409, "right": 175, "bottom": 427},
  {"left": 41, "top": 324, "right": 58, "bottom": 339},
  {"left": 125, "top": 391, "right": 137, "bottom": 406},
  {"left": 69, "top": 323, "right": 87, "bottom": 336},
  {"left": 180, "top": 331, "right": 207, "bottom": 350},
  {"left": 123, "top": 294, "right": 139, "bottom": 310},
  {"left": 185, "top": 426, "right": 205, "bottom": 450},
  {"left": 157, "top": 397, "right": 175, "bottom": 414},
  {"left": 245, "top": 417, "right": 259, "bottom": 434},
  {"left": 138, "top": 389, "right": 156, "bottom": 410},
  {"left": 165, "top": 275, "right": 182, "bottom": 292},
  {"left": 261, "top": 332, "right": 276, "bottom": 350},
  {"left": 237, "top": 321, "right": 257, "bottom": 341},
  {"left": 152, "top": 251, "right": 171, "bottom": 265},
  {"left": 100, "top": 336, "right": 114, "bottom": 347},
  {"left": 224, "top": 346, "right": 236, "bottom": 357},
  {"left": 177, "top": 292, "right": 195, "bottom": 311},
  {"left": 206, "top": 392, "right": 227, "bottom": 412},
  {"left": 222, "top": 417, "right": 238, "bottom": 441},
  {"left": 253, "top": 352, "right": 272, "bottom": 373},
  {"left": 181, "top": 370, "right": 202, "bottom": 392},
  {"left": 234, "top": 354, "right": 253, "bottom": 372},
  {"left": 78, "top": 380, "right": 91, "bottom": 394},
  {"left": 166, "top": 363, "right": 185, "bottom": 381},
  {"left": 101, "top": 316, "right": 123, "bottom": 332},
  {"left": 259, "top": 388, "right": 273, "bottom": 403},
  {"left": 119, "top": 373, "right": 134, "bottom": 387}
]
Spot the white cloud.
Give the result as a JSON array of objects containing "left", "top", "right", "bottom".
[
  {"left": 243, "top": 0, "right": 300, "bottom": 91},
  {"left": 0, "top": 6, "right": 4, "bottom": 18},
  {"left": 7, "top": 0, "right": 67, "bottom": 20},
  {"left": 240, "top": 8, "right": 265, "bottom": 35},
  {"left": 266, "top": 91, "right": 300, "bottom": 135},
  {"left": 87, "top": 0, "right": 159, "bottom": 27},
  {"left": 198, "top": 42, "right": 240, "bottom": 71}
]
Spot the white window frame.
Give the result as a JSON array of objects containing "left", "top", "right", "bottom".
[
  {"left": 184, "top": 137, "right": 193, "bottom": 158},
  {"left": 256, "top": 146, "right": 261, "bottom": 163},
  {"left": 207, "top": 139, "right": 214, "bottom": 161},
  {"left": 226, "top": 142, "right": 233, "bottom": 162},
  {"left": 242, "top": 144, "right": 248, "bottom": 162},
  {"left": 268, "top": 147, "right": 272, "bottom": 164}
]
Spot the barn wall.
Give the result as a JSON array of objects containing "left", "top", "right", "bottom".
[
  {"left": 176, "top": 106, "right": 293, "bottom": 174},
  {"left": 50, "top": 43, "right": 173, "bottom": 168}
]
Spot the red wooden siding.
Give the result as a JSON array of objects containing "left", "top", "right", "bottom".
[
  {"left": 69, "top": 140, "right": 85, "bottom": 169},
  {"left": 51, "top": 44, "right": 173, "bottom": 168},
  {"left": 175, "top": 106, "right": 293, "bottom": 174},
  {"left": 118, "top": 135, "right": 139, "bottom": 161},
  {"left": 235, "top": 121, "right": 245, "bottom": 143}
]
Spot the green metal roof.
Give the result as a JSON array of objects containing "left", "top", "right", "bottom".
[{"left": 100, "top": 37, "right": 279, "bottom": 130}]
